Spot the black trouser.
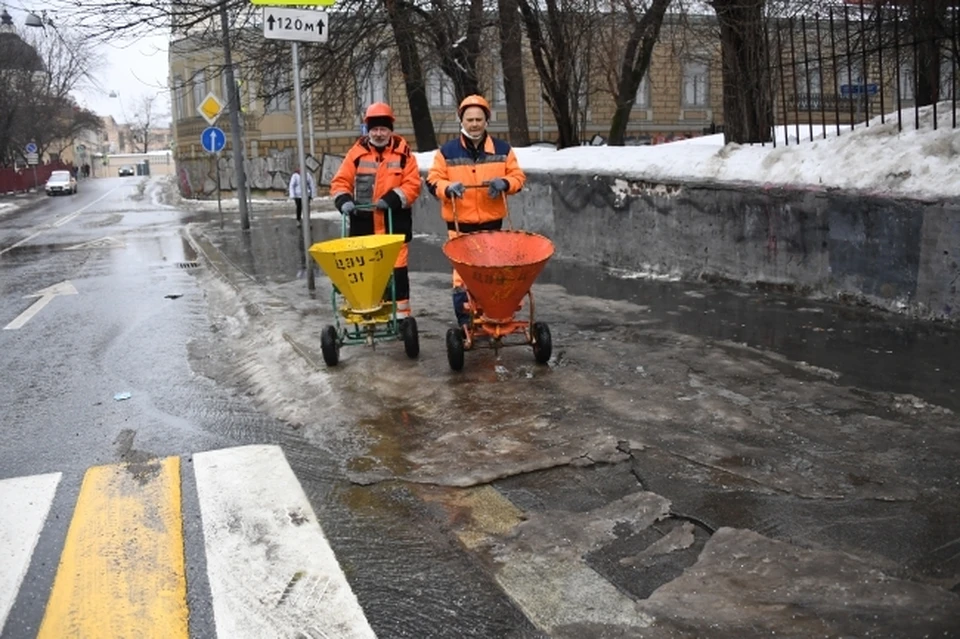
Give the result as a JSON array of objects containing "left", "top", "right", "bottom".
[{"left": 294, "top": 198, "right": 303, "bottom": 221}]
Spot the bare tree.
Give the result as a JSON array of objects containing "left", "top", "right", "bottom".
[
  {"left": 129, "top": 94, "right": 162, "bottom": 153},
  {"left": 906, "top": 0, "right": 952, "bottom": 106},
  {"left": 517, "top": 0, "right": 598, "bottom": 148},
  {"left": 712, "top": 0, "right": 774, "bottom": 143},
  {"left": 404, "top": 0, "right": 486, "bottom": 99},
  {"left": 0, "top": 22, "right": 102, "bottom": 164},
  {"left": 497, "top": 0, "right": 531, "bottom": 145},
  {"left": 605, "top": 0, "right": 673, "bottom": 145},
  {"left": 384, "top": 0, "right": 438, "bottom": 150}
]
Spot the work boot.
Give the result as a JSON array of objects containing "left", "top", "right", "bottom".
[{"left": 452, "top": 288, "right": 470, "bottom": 327}]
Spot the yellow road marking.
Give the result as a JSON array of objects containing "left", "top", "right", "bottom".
[
  {"left": 38, "top": 457, "right": 188, "bottom": 639},
  {"left": 418, "top": 484, "right": 526, "bottom": 549}
]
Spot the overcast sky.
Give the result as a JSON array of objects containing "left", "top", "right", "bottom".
[{"left": 5, "top": 6, "right": 171, "bottom": 126}]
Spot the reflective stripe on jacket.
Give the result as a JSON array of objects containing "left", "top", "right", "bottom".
[
  {"left": 330, "top": 135, "right": 420, "bottom": 213},
  {"left": 426, "top": 134, "right": 526, "bottom": 226}
]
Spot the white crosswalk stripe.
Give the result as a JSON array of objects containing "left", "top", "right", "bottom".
[
  {"left": 0, "top": 446, "right": 375, "bottom": 638},
  {"left": 194, "top": 445, "right": 376, "bottom": 639},
  {"left": 0, "top": 473, "right": 61, "bottom": 632}
]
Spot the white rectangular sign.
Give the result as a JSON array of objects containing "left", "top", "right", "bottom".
[{"left": 263, "top": 8, "right": 328, "bottom": 43}]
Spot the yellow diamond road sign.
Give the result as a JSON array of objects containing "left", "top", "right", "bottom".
[{"left": 198, "top": 92, "right": 224, "bottom": 126}]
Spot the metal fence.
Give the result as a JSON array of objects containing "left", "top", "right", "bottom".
[
  {"left": 765, "top": 1, "right": 958, "bottom": 146},
  {"left": 0, "top": 162, "right": 74, "bottom": 194}
]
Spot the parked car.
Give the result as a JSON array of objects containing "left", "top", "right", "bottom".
[
  {"left": 119, "top": 165, "right": 135, "bottom": 177},
  {"left": 45, "top": 170, "right": 77, "bottom": 196}
]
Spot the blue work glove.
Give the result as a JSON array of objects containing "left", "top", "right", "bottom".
[
  {"left": 339, "top": 200, "right": 356, "bottom": 216},
  {"left": 487, "top": 177, "right": 509, "bottom": 198},
  {"left": 445, "top": 182, "right": 466, "bottom": 199}
]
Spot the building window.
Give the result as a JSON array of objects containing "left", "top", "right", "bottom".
[
  {"left": 574, "top": 57, "right": 588, "bottom": 109},
  {"left": 941, "top": 58, "right": 956, "bottom": 100},
  {"left": 245, "top": 78, "right": 257, "bottom": 112},
  {"left": 633, "top": 74, "right": 650, "bottom": 108},
  {"left": 192, "top": 68, "right": 206, "bottom": 111},
  {"left": 221, "top": 71, "right": 233, "bottom": 107},
  {"left": 426, "top": 68, "right": 455, "bottom": 107},
  {"left": 492, "top": 65, "right": 506, "bottom": 107},
  {"left": 682, "top": 60, "right": 709, "bottom": 107},
  {"left": 898, "top": 63, "right": 915, "bottom": 101},
  {"left": 795, "top": 63, "right": 823, "bottom": 110},
  {"left": 173, "top": 75, "right": 185, "bottom": 121},
  {"left": 357, "top": 57, "right": 388, "bottom": 110},
  {"left": 264, "top": 70, "right": 291, "bottom": 113}
]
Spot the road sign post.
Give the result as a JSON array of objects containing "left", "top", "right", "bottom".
[
  {"left": 258, "top": 5, "right": 330, "bottom": 290},
  {"left": 263, "top": 8, "right": 329, "bottom": 43},
  {"left": 201, "top": 127, "right": 227, "bottom": 226},
  {"left": 201, "top": 127, "right": 227, "bottom": 154},
  {"left": 198, "top": 92, "right": 225, "bottom": 126},
  {"left": 291, "top": 41, "right": 315, "bottom": 292}
]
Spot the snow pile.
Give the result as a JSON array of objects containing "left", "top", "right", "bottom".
[{"left": 414, "top": 102, "right": 960, "bottom": 200}]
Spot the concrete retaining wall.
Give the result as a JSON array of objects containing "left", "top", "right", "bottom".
[{"left": 412, "top": 173, "right": 960, "bottom": 322}]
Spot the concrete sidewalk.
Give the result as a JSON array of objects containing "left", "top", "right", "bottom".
[{"left": 183, "top": 201, "right": 960, "bottom": 638}]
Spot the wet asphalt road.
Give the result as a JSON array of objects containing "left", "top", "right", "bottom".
[
  {"left": 0, "top": 180, "right": 540, "bottom": 638},
  {"left": 2, "top": 179, "right": 958, "bottom": 638}
]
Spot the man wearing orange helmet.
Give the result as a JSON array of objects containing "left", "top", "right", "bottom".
[
  {"left": 331, "top": 102, "right": 421, "bottom": 318},
  {"left": 426, "top": 94, "right": 527, "bottom": 327}
]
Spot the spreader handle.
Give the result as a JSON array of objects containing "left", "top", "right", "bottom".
[{"left": 450, "top": 187, "right": 512, "bottom": 234}]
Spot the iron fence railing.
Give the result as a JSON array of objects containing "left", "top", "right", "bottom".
[{"left": 764, "top": 1, "right": 958, "bottom": 146}]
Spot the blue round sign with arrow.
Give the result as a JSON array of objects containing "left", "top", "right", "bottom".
[{"left": 201, "top": 127, "right": 226, "bottom": 154}]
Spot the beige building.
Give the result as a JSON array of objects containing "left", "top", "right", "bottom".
[
  {"left": 98, "top": 116, "right": 173, "bottom": 155},
  {"left": 168, "top": 16, "right": 727, "bottom": 197}
]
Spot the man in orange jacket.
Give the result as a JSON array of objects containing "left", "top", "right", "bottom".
[
  {"left": 331, "top": 103, "right": 421, "bottom": 318},
  {"left": 426, "top": 94, "right": 526, "bottom": 327}
]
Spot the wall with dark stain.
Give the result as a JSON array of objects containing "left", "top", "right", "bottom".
[{"left": 413, "top": 172, "right": 959, "bottom": 321}]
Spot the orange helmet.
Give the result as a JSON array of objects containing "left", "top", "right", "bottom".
[
  {"left": 364, "top": 102, "right": 395, "bottom": 123},
  {"left": 458, "top": 94, "right": 490, "bottom": 120}
]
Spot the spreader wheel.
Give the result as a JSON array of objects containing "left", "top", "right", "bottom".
[
  {"left": 320, "top": 325, "right": 340, "bottom": 367},
  {"left": 532, "top": 321, "right": 552, "bottom": 364},
  {"left": 446, "top": 327, "right": 465, "bottom": 371},
  {"left": 401, "top": 317, "right": 420, "bottom": 359}
]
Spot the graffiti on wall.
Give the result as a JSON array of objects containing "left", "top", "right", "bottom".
[{"left": 176, "top": 148, "right": 347, "bottom": 197}]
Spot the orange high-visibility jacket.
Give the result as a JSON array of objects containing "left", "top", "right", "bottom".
[
  {"left": 426, "top": 134, "right": 526, "bottom": 227},
  {"left": 331, "top": 135, "right": 421, "bottom": 238}
]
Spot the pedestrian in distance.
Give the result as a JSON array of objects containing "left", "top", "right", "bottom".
[
  {"left": 288, "top": 167, "right": 315, "bottom": 224},
  {"left": 331, "top": 102, "right": 421, "bottom": 319},
  {"left": 426, "top": 94, "right": 527, "bottom": 327}
]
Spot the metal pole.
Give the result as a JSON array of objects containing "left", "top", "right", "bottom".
[
  {"left": 292, "top": 41, "right": 315, "bottom": 292},
  {"left": 216, "top": 153, "right": 223, "bottom": 228},
  {"left": 219, "top": 0, "right": 249, "bottom": 230}
]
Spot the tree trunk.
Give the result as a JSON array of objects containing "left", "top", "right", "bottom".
[
  {"left": 429, "top": 0, "right": 484, "bottom": 100},
  {"left": 608, "top": 0, "right": 671, "bottom": 145},
  {"left": 385, "top": 0, "right": 438, "bottom": 150},
  {"left": 914, "top": 0, "right": 948, "bottom": 106},
  {"left": 497, "top": 0, "right": 530, "bottom": 145},
  {"left": 517, "top": 0, "right": 579, "bottom": 148},
  {"left": 712, "top": 0, "right": 773, "bottom": 144}
]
